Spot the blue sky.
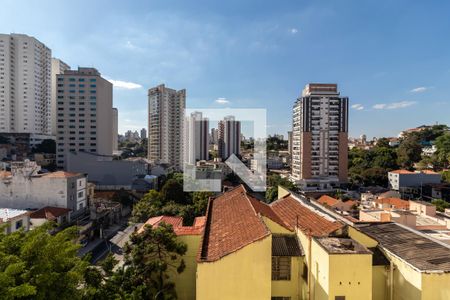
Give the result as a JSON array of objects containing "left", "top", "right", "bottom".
[{"left": 1, "top": 0, "right": 450, "bottom": 138}]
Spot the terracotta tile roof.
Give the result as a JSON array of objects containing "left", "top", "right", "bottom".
[
  {"left": 271, "top": 195, "right": 343, "bottom": 237},
  {"left": 317, "top": 195, "right": 340, "bottom": 207},
  {"left": 374, "top": 198, "right": 409, "bottom": 210},
  {"left": 247, "top": 196, "right": 292, "bottom": 230},
  {"left": 390, "top": 170, "right": 415, "bottom": 174},
  {"left": 198, "top": 185, "right": 271, "bottom": 262},
  {"left": 42, "top": 171, "right": 82, "bottom": 178},
  {"left": 30, "top": 206, "right": 71, "bottom": 220},
  {"left": 0, "top": 171, "right": 11, "bottom": 178},
  {"left": 139, "top": 215, "right": 205, "bottom": 236}
]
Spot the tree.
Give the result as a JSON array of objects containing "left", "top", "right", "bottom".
[
  {"left": 0, "top": 224, "right": 88, "bottom": 300},
  {"left": 122, "top": 223, "right": 187, "bottom": 299},
  {"left": 160, "top": 179, "right": 186, "bottom": 204},
  {"left": 192, "top": 191, "right": 213, "bottom": 216},
  {"left": 265, "top": 174, "right": 296, "bottom": 203},
  {"left": 435, "top": 133, "right": 450, "bottom": 167},
  {"left": 431, "top": 199, "right": 450, "bottom": 212},
  {"left": 32, "top": 139, "right": 56, "bottom": 154},
  {"left": 361, "top": 167, "right": 388, "bottom": 186},
  {"left": 397, "top": 135, "right": 422, "bottom": 169},
  {"left": 375, "top": 138, "right": 391, "bottom": 148},
  {"left": 131, "top": 190, "right": 163, "bottom": 223}
]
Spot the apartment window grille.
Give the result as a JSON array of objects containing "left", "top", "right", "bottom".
[{"left": 272, "top": 257, "right": 291, "bottom": 280}]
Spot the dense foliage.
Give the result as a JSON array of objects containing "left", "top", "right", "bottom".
[
  {"left": 265, "top": 174, "right": 297, "bottom": 203},
  {"left": 0, "top": 224, "right": 88, "bottom": 300},
  {"left": 131, "top": 173, "right": 213, "bottom": 225},
  {"left": 84, "top": 223, "right": 187, "bottom": 300}
]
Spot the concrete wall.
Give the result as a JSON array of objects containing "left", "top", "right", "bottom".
[
  {"left": 0, "top": 174, "right": 86, "bottom": 215},
  {"left": 66, "top": 151, "right": 148, "bottom": 187},
  {"left": 173, "top": 235, "right": 201, "bottom": 300}
]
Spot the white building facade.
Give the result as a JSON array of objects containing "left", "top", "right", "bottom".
[
  {"left": 51, "top": 58, "right": 70, "bottom": 135},
  {"left": 0, "top": 34, "right": 52, "bottom": 134},
  {"left": 184, "top": 111, "right": 209, "bottom": 165},
  {"left": 218, "top": 115, "right": 241, "bottom": 160},
  {"left": 0, "top": 160, "right": 87, "bottom": 216}
]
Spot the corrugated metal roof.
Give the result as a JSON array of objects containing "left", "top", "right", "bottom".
[{"left": 272, "top": 235, "right": 303, "bottom": 256}]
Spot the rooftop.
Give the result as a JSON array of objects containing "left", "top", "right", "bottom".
[
  {"left": 374, "top": 197, "right": 410, "bottom": 209},
  {"left": 390, "top": 170, "right": 415, "bottom": 174},
  {"left": 139, "top": 215, "right": 205, "bottom": 236},
  {"left": 271, "top": 194, "right": 343, "bottom": 237},
  {"left": 315, "top": 237, "right": 372, "bottom": 254},
  {"left": 30, "top": 206, "right": 71, "bottom": 220},
  {"left": 357, "top": 222, "right": 450, "bottom": 272},
  {"left": 272, "top": 234, "right": 303, "bottom": 256},
  {"left": 0, "top": 208, "right": 28, "bottom": 222},
  {"left": 42, "top": 171, "right": 82, "bottom": 178},
  {"left": 317, "top": 195, "right": 340, "bottom": 207}
]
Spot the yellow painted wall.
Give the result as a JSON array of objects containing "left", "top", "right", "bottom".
[
  {"left": 385, "top": 252, "right": 422, "bottom": 300},
  {"left": 311, "top": 239, "right": 330, "bottom": 300},
  {"left": 347, "top": 226, "right": 378, "bottom": 248},
  {"left": 329, "top": 253, "right": 372, "bottom": 300},
  {"left": 278, "top": 186, "right": 291, "bottom": 199},
  {"left": 372, "top": 266, "right": 388, "bottom": 300},
  {"left": 262, "top": 216, "right": 292, "bottom": 234},
  {"left": 271, "top": 256, "right": 301, "bottom": 300},
  {"left": 422, "top": 272, "right": 450, "bottom": 300},
  {"left": 196, "top": 236, "right": 272, "bottom": 300},
  {"left": 173, "top": 235, "right": 201, "bottom": 300},
  {"left": 310, "top": 238, "right": 372, "bottom": 300}
]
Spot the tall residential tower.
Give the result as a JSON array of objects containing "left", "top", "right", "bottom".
[
  {"left": 291, "top": 83, "right": 348, "bottom": 190},
  {"left": 0, "top": 34, "right": 51, "bottom": 134},
  {"left": 218, "top": 115, "right": 241, "bottom": 160},
  {"left": 56, "top": 67, "right": 113, "bottom": 168},
  {"left": 147, "top": 84, "right": 185, "bottom": 170},
  {"left": 184, "top": 111, "right": 209, "bottom": 165}
]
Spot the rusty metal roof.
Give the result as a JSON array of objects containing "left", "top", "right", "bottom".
[{"left": 272, "top": 234, "right": 303, "bottom": 256}]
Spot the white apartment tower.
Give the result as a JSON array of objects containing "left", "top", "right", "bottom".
[
  {"left": 291, "top": 83, "right": 348, "bottom": 189},
  {"left": 51, "top": 58, "right": 70, "bottom": 135},
  {"left": 185, "top": 111, "right": 209, "bottom": 165},
  {"left": 218, "top": 115, "right": 241, "bottom": 160},
  {"left": 56, "top": 67, "right": 113, "bottom": 168},
  {"left": 0, "top": 34, "right": 52, "bottom": 134},
  {"left": 148, "top": 84, "right": 185, "bottom": 170}
]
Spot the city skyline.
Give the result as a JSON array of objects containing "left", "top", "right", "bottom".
[{"left": 1, "top": 0, "right": 450, "bottom": 139}]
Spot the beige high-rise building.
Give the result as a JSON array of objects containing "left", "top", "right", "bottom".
[
  {"left": 56, "top": 67, "right": 113, "bottom": 168},
  {"left": 112, "top": 107, "right": 118, "bottom": 151},
  {"left": 0, "top": 34, "right": 52, "bottom": 134},
  {"left": 51, "top": 58, "right": 70, "bottom": 135},
  {"left": 291, "top": 83, "right": 348, "bottom": 190},
  {"left": 148, "top": 84, "right": 185, "bottom": 170}
]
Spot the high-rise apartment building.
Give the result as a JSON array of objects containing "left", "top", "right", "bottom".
[
  {"left": 210, "top": 128, "right": 218, "bottom": 145},
  {"left": 51, "top": 58, "right": 70, "bottom": 135},
  {"left": 0, "top": 34, "right": 52, "bottom": 134},
  {"left": 148, "top": 84, "right": 185, "bottom": 169},
  {"left": 184, "top": 111, "right": 209, "bottom": 164},
  {"left": 140, "top": 128, "right": 147, "bottom": 139},
  {"left": 218, "top": 115, "right": 241, "bottom": 160},
  {"left": 112, "top": 107, "right": 118, "bottom": 151},
  {"left": 55, "top": 67, "right": 113, "bottom": 168},
  {"left": 291, "top": 83, "right": 348, "bottom": 189}
]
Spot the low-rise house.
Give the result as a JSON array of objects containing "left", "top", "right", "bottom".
[
  {"left": 0, "top": 160, "right": 87, "bottom": 216},
  {"left": 0, "top": 208, "right": 30, "bottom": 233},
  {"left": 316, "top": 195, "right": 357, "bottom": 212},
  {"left": 29, "top": 206, "right": 71, "bottom": 228},
  {"left": 373, "top": 197, "right": 410, "bottom": 210}
]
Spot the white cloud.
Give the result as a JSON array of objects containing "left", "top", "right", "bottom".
[
  {"left": 373, "top": 101, "right": 416, "bottom": 110},
  {"left": 410, "top": 86, "right": 428, "bottom": 93},
  {"left": 215, "top": 97, "right": 230, "bottom": 104},
  {"left": 351, "top": 104, "right": 364, "bottom": 110},
  {"left": 106, "top": 78, "right": 143, "bottom": 90},
  {"left": 290, "top": 28, "right": 299, "bottom": 34}
]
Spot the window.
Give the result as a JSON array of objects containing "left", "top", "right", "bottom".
[
  {"left": 15, "top": 220, "right": 23, "bottom": 230},
  {"left": 78, "top": 191, "right": 84, "bottom": 198},
  {"left": 335, "top": 297, "right": 346, "bottom": 300},
  {"left": 272, "top": 298, "right": 291, "bottom": 300},
  {"left": 272, "top": 257, "right": 291, "bottom": 280}
]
